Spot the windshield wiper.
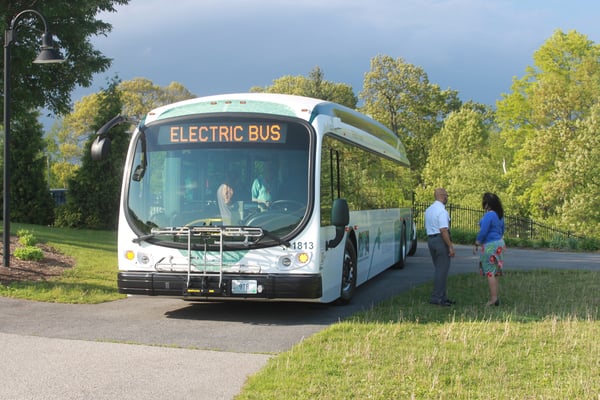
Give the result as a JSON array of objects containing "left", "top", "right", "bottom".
[
  {"left": 131, "top": 226, "right": 194, "bottom": 243},
  {"left": 254, "top": 228, "right": 290, "bottom": 247},
  {"left": 132, "top": 232, "right": 161, "bottom": 243}
]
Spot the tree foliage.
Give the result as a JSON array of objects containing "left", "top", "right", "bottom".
[
  {"left": 251, "top": 66, "right": 358, "bottom": 108},
  {"left": 1, "top": 0, "right": 130, "bottom": 117},
  {"left": 47, "top": 78, "right": 195, "bottom": 189},
  {"left": 6, "top": 109, "right": 55, "bottom": 224},
  {"left": 496, "top": 30, "right": 600, "bottom": 235},
  {"left": 418, "top": 104, "right": 506, "bottom": 207},
  {"left": 1, "top": 1, "right": 129, "bottom": 225},
  {"left": 58, "top": 80, "right": 127, "bottom": 229},
  {"left": 553, "top": 107, "right": 600, "bottom": 237},
  {"left": 360, "top": 55, "right": 462, "bottom": 182},
  {"left": 118, "top": 78, "right": 195, "bottom": 118},
  {"left": 46, "top": 92, "right": 100, "bottom": 188}
]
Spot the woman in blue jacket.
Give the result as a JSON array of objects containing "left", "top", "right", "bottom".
[{"left": 474, "top": 192, "right": 506, "bottom": 306}]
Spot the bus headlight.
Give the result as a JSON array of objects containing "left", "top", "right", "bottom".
[
  {"left": 281, "top": 257, "right": 292, "bottom": 267},
  {"left": 296, "top": 252, "right": 310, "bottom": 265},
  {"left": 124, "top": 250, "right": 135, "bottom": 261},
  {"left": 278, "top": 252, "right": 311, "bottom": 270},
  {"left": 124, "top": 250, "right": 151, "bottom": 265},
  {"left": 137, "top": 252, "right": 150, "bottom": 265}
]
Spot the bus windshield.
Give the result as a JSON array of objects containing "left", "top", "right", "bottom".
[{"left": 125, "top": 115, "right": 313, "bottom": 246}]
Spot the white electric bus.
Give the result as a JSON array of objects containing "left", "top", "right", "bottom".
[{"left": 92, "top": 93, "right": 416, "bottom": 304}]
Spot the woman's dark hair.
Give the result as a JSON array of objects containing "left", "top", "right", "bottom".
[{"left": 482, "top": 192, "right": 504, "bottom": 219}]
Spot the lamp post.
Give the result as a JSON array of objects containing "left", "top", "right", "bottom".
[{"left": 3, "top": 10, "right": 64, "bottom": 267}]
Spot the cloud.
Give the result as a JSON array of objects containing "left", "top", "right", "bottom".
[{"left": 82, "top": 0, "right": 600, "bottom": 107}]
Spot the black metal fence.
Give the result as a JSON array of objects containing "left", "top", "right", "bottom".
[{"left": 413, "top": 202, "right": 583, "bottom": 242}]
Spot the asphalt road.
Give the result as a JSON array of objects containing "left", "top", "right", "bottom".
[{"left": 1, "top": 243, "right": 599, "bottom": 399}]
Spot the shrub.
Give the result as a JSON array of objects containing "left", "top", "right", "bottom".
[
  {"left": 577, "top": 238, "right": 600, "bottom": 251},
  {"left": 54, "top": 206, "right": 83, "bottom": 228},
  {"left": 449, "top": 229, "right": 477, "bottom": 244},
  {"left": 17, "top": 229, "right": 37, "bottom": 247},
  {"left": 14, "top": 246, "right": 44, "bottom": 261}
]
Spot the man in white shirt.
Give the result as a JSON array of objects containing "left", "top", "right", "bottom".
[{"left": 424, "top": 188, "right": 456, "bottom": 306}]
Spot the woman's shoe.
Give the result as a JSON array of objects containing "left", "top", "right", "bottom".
[{"left": 486, "top": 299, "right": 500, "bottom": 306}]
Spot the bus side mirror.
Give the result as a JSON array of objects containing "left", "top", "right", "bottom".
[
  {"left": 326, "top": 198, "right": 349, "bottom": 250},
  {"left": 91, "top": 136, "right": 111, "bottom": 161},
  {"left": 90, "top": 115, "right": 137, "bottom": 161}
]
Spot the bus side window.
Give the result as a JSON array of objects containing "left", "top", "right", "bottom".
[{"left": 320, "top": 136, "right": 340, "bottom": 225}]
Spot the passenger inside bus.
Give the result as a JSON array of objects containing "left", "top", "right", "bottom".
[{"left": 217, "top": 182, "right": 239, "bottom": 225}]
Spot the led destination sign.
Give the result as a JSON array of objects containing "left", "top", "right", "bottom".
[{"left": 162, "top": 122, "right": 287, "bottom": 144}]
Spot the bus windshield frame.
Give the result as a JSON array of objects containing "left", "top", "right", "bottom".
[{"left": 123, "top": 113, "right": 315, "bottom": 250}]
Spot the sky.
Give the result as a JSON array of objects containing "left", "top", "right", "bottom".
[{"left": 70, "top": 0, "right": 600, "bottom": 109}]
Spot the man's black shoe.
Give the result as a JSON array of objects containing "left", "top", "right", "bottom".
[
  {"left": 445, "top": 298, "right": 456, "bottom": 304},
  {"left": 429, "top": 300, "right": 452, "bottom": 306}
]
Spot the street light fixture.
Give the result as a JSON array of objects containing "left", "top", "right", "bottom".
[{"left": 3, "top": 10, "right": 64, "bottom": 267}]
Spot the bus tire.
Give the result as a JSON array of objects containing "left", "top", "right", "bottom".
[
  {"left": 407, "top": 221, "right": 418, "bottom": 256},
  {"left": 393, "top": 226, "right": 408, "bottom": 269},
  {"left": 336, "top": 240, "right": 357, "bottom": 305}
]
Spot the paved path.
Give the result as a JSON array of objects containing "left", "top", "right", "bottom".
[
  {"left": 0, "top": 332, "right": 268, "bottom": 400},
  {"left": 1, "top": 244, "right": 598, "bottom": 399}
]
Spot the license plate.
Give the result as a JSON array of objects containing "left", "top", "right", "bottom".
[{"left": 231, "top": 280, "right": 258, "bottom": 294}]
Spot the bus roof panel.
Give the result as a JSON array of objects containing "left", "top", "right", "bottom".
[
  {"left": 145, "top": 93, "right": 321, "bottom": 123},
  {"left": 311, "top": 103, "right": 406, "bottom": 152},
  {"left": 142, "top": 93, "right": 409, "bottom": 165},
  {"left": 153, "top": 99, "right": 298, "bottom": 120}
]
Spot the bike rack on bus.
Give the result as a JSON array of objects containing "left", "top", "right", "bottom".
[{"left": 149, "top": 226, "right": 264, "bottom": 291}]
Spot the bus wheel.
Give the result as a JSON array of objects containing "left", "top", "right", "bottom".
[
  {"left": 407, "top": 221, "right": 418, "bottom": 256},
  {"left": 393, "top": 227, "right": 407, "bottom": 269},
  {"left": 337, "top": 240, "right": 357, "bottom": 305}
]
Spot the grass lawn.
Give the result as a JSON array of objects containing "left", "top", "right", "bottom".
[
  {"left": 0, "top": 223, "right": 124, "bottom": 303},
  {"left": 1, "top": 224, "right": 598, "bottom": 398},
  {"left": 236, "top": 270, "right": 600, "bottom": 399}
]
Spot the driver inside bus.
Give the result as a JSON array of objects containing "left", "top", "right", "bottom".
[{"left": 251, "top": 161, "right": 277, "bottom": 210}]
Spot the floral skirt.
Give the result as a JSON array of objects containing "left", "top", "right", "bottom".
[{"left": 479, "top": 239, "right": 506, "bottom": 277}]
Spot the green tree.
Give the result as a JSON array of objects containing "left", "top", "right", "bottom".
[
  {"left": 251, "top": 66, "right": 358, "bottom": 108},
  {"left": 1, "top": 1, "right": 130, "bottom": 116},
  {"left": 360, "top": 55, "right": 462, "bottom": 183},
  {"left": 59, "top": 80, "right": 127, "bottom": 229},
  {"left": 418, "top": 104, "right": 506, "bottom": 207},
  {"left": 552, "top": 106, "right": 600, "bottom": 237},
  {"left": 1, "top": 1, "right": 129, "bottom": 224},
  {"left": 119, "top": 78, "right": 195, "bottom": 118},
  {"left": 46, "top": 92, "right": 101, "bottom": 188},
  {"left": 47, "top": 78, "right": 194, "bottom": 189},
  {"left": 496, "top": 30, "right": 600, "bottom": 236},
  {"left": 7, "top": 109, "right": 55, "bottom": 224}
]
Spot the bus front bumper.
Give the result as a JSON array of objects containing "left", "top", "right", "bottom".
[{"left": 117, "top": 271, "right": 322, "bottom": 300}]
